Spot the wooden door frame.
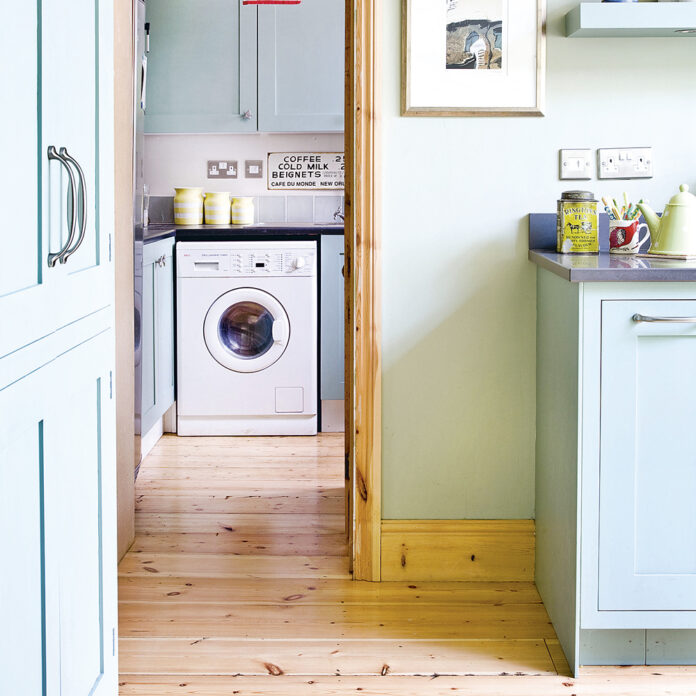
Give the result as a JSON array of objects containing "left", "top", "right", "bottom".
[{"left": 345, "top": 0, "right": 382, "bottom": 582}]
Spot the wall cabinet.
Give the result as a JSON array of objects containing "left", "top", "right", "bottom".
[
  {"left": 145, "top": 0, "right": 343, "bottom": 133},
  {"left": 535, "top": 274, "right": 696, "bottom": 673},
  {"left": 141, "top": 237, "right": 175, "bottom": 436}
]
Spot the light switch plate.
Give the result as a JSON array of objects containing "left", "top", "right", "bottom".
[
  {"left": 598, "top": 147, "right": 653, "bottom": 180},
  {"left": 559, "top": 149, "right": 592, "bottom": 180},
  {"left": 245, "top": 159, "right": 263, "bottom": 179},
  {"left": 208, "top": 160, "right": 238, "bottom": 178}
]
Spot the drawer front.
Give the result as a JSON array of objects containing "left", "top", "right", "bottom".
[{"left": 599, "top": 299, "right": 696, "bottom": 612}]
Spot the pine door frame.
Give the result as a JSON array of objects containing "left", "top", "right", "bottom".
[{"left": 345, "top": 0, "right": 382, "bottom": 581}]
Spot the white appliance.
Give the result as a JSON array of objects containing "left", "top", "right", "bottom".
[{"left": 176, "top": 241, "right": 318, "bottom": 435}]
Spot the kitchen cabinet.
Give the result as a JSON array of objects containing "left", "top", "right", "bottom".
[
  {"left": 258, "top": 0, "right": 344, "bottom": 132},
  {"left": 535, "top": 273, "right": 696, "bottom": 674},
  {"left": 0, "top": 2, "right": 117, "bottom": 690},
  {"left": 0, "top": 332, "right": 117, "bottom": 695},
  {"left": 145, "top": 0, "right": 258, "bottom": 133},
  {"left": 145, "top": 0, "right": 344, "bottom": 134},
  {"left": 320, "top": 234, "right": 345, "bottom": 431},
  {"left": 141, "top": 236, "right": 175, "bottom": 437}
]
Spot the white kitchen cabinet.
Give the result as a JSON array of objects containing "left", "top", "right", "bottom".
[
  {"left": 0, "top": 332, "right": 117, "bottom": 695},
  {"left": 141, "top": 237, "right": 175, "bottom": 437},
  {"left": 535, "top": 273, "right": 696, "bottom": 674}
]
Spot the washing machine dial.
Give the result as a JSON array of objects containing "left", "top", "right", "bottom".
[{"left": 291, "top": 256, "right": 307, "bottom": 271}]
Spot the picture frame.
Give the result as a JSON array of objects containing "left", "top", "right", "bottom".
[{"left": 402, "top": 0, "right": 546, "bottom": 117}]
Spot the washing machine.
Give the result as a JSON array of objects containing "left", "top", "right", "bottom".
[{"left": 176, "top": 240, "right": 317, "bottom": 435}]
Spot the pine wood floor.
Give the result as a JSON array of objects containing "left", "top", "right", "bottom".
[{"left": 118, "top": 434, "right": 696, "bottom": 695}]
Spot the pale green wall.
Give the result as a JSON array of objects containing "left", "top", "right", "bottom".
[{"left": 381, "top": 0, "right": 696, "bottom": 519}]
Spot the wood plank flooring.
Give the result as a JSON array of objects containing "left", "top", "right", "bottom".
[{"left": 118, "top": 434, "right": 696, "bottom": 695}]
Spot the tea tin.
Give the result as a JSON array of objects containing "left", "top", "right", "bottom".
[{"left": 557, "top": 190, "right": 599, "bottom": 254}]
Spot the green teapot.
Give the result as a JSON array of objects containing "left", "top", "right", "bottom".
[{"left": 638, "top": 184, "right": 696, "bottom": 257}]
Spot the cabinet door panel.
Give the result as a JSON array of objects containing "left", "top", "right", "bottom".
[
  {"left": 0, "top": 1, "right": 53, "bottom": 358},
  {"left": 320, "top": 235, "right": 345, "bottom": 400},
  {"left": 599, "top": 300, "right": 696, "bottom": 611},
  {"left": 157, "top": 241, "right": 175, "bottom": 414},
  {"left": 141, "top": 259, "right": 157, "bottom": 432},
  {"left": 258, "top": 0, "right": 344, "bottom": 132},
  {"left": 145, "top": 0, "right": 257, "bottom": 133}
]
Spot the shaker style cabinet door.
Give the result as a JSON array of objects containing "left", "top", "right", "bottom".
[
  {"left": 145, "top": 0, "right": 258, "bottom": 133},
  {"left": 599, "top": 300, "right": 696, "bottom": 611},
  {"left": 258, "top": 0, "right": 344, "bottom": 132},
  {"left": 0, "top": 0, "right": 114, "bottom": 370},
  {"left": 0, "top": 332, "right": 117, "bottom": 696},
  {"left": 320, "top": 234, "right": 345, "bottom": 401},
  {"left": 141, "top": 237, "right": 175, "bottom": 437}
]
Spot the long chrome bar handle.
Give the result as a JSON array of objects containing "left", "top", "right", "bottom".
[
  {"left": 47, "top": 146, "right": 78, "bottom": 267},
  {"left": 633, "top": 313, "right": 696, "bottom": 324},
  {"left": 58, "top": 147, "right": 87, "bottom": 264}
]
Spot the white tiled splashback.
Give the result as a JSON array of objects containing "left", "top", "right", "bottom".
[{"left": 148, "top": 194, "right": 344, "bottom": 225}]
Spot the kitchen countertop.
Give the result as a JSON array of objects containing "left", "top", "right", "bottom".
[
  {"left": 144, "top": 222, "right": 343, "bottom": 243},
  {"left": 528, "top": 212, "right": 696, "bottom": 282}
]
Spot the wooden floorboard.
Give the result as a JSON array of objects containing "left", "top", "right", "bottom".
[{"left": 118, "top": 433, "right": 683, "bottom": 694}]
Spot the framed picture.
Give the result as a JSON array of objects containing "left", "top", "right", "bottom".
[{"left": 402, "top": 0, "right": 546, "bottom": 117}]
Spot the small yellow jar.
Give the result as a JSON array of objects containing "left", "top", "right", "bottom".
[
  {"left": 204, "top": 191, "right": 231, "bottom": 225},
  {"left": 173, "top": 187, "right": 203, "bottom": 225},
  {"left": 231, "top": 197, "right": 254, "bottom": 226}
]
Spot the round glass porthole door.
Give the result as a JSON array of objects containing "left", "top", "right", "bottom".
[{"left": 204, "top": 288, "right": 290, "bottom": 372}]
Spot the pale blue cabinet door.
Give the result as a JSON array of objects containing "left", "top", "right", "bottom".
[
  {"left": 599, "top": 300, "right": 696, "bottom": 611},
  {"left": 258, "top": 0, "right": 344, "bottom": 132},
  {"left": 0, "top": 331, "right": 117, "bottom": 695},
  {"left": 320, "top": 235, "right": 345, "bottom": 400},
  {"left": 141, "top": 237, "right": 175, "bottom": 435},
  {"left": 145, "top": 0, "right": 258, "bottom": 133}
]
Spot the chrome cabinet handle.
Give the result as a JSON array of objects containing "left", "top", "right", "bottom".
[
  {"left": 156, "top": 255, "right": 166, "bottom": 267},
  {"left": 47, "top": 146, "right": 78, "bottom": 267},
  {"left": 633, "top": 313, "right": 696, "bottom": 324},
  {"left": 242, "top": 109, "right": 253, "bottom": 120},
  {"left": 58, "top": 147, "right": 87, "bottom": 264}
]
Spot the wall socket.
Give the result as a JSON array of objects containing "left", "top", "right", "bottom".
[
  {"left": 598, "top": 148, "right": 653, "bottom": 180},
  {"left": 207, "top": 160, "right": 238, "bottom": 178}
]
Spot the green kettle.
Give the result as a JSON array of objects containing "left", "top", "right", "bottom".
[{"left": 638, "top": 184, "right": 696, "bottom": 257}]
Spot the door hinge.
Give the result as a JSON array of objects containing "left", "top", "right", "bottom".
[
  {"left": 109, "top": 371, "right": 113, "bottom": 400},
  {"left": 108, "top": 234, "right": 112, "bottom": 262},
  {"left": 112, "top": 627, "right": 116, "bottom": 656}
]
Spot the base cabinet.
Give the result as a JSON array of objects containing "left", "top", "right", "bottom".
[
  {"left": 0, "top": 332, "right": 117, "bottom": 695},
  {"left": 535, "top": 274, "right": 696, "bottom": 674},
  {"left": 141, "top": 237, "right": 175, "bottom": 437}
]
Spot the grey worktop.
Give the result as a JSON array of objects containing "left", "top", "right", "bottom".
[{"left": 528, "top": 213, "right": 696, "bottom": 282}]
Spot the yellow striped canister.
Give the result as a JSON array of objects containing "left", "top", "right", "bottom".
[
  {"left": 204, "top": 191, "right": 231, "bottom": 225},
  {"left": 173, "top": 187, "right": 204, "bottom": 225}
]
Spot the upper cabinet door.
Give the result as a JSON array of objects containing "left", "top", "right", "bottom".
[
  {"left": 145, "top": 0, "right": 258, "bottom": 133},
  {"left": 0, "top": 2, "right": 52, "bottom": 359},
  {"left": 258, "top": 0, "right": 344, "bottom": 132},
  {"left": 599, "top": 300, "right": 696, "bottom": 612}
]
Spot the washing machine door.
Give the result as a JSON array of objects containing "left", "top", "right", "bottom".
[{"left": 204, "top": 288, "right": 290, "bottom": 373}]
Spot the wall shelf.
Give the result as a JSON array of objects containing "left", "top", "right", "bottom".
[{"left": 565, "top": 2, "right": 696, "bottom": 38}]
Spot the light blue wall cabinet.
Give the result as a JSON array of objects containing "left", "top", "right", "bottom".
[
  {"left": 0, "top": 332, "right": 117, "bottom": 695},
  {"left": 258, "top": 0, "right": 344, "bottom": 132},
  {"left": 535, "top": 274, "right": 696, "bottom": 674},
  {"left": 320, "top": 234, "right": 345, "bottom": 402},
  {"left": 145, "top": 0, "right": 258, "bottom": 133},
  {"left": 0, "top": 2, "right": 117, "bottom": 691},
  {"left": 141, "top": 237, "right": 175, "bottom": 436}
]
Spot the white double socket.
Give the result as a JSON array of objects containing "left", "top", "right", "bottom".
[{"left": 598, "top": 147, "right": 653, "bottom": 180}]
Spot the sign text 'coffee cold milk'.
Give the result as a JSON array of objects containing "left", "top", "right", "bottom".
[{"left": 268, "top": 153, "right": 345, "bottom": 190}]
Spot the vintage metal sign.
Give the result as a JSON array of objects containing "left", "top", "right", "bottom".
[{"left": 267, "top": 152, "right": 345, "bottom": 190}]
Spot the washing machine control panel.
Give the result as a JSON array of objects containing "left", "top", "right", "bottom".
[{"left": 178, "top": 245, "right": 316, "bottom": 277}]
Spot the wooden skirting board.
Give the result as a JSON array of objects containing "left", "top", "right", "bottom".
[{"left": 381, "top": 520, "right": 535, "bottom": 582}]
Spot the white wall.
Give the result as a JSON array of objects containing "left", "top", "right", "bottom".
[
  {"left": 381, "top": 0, "right": 696, "bottom": 519},
  {"left": 145, "top": 132, "right": 344, "bottom": 197}
]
